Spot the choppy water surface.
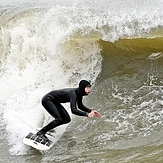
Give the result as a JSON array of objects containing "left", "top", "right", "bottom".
[{"left": 0, "top": 0, "right": 163, "bottom": 162}]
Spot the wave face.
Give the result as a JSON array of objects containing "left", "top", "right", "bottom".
[{"left": 0, "top": 1, "right": 163, "bottom": 162}]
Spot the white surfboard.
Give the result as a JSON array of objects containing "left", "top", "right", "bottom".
[{"left": 23, "top": 128, "right": 55, "bottom": 151}]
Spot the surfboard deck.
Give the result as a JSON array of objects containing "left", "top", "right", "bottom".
[{"left": 23, "top": 128, "right": 55, "bottom": 151}]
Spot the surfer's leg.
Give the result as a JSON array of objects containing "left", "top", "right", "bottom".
[
  {"left": 55, "top": 103, "right": 71, "bottom": 125},
  {"left": 37, "top": 96, "right": 71, "bottom": 135}
]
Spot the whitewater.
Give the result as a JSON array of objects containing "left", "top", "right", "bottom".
[{"left": 0, "top": 0, "right": 163, "bottom": 162}]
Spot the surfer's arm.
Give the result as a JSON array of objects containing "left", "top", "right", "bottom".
[
  {"left": 77, "top": 96, "right": 92, "bottom": 113},
  {"left": 70, "top": 92, "right": 88, "bottom": 116}
]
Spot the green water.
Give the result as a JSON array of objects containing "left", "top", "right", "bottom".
[{"left": 1, "top": 3, "right": 163, "bottom": 163}]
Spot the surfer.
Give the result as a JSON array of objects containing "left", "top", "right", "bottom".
[{"left": 37, "top": 80, "right": 101, "bottom": 140}]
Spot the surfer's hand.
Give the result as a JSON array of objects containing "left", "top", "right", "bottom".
[
  {"left": 88, "top": 110, "right": 101, "bottom": 118},
  {"left": 88, "top": 111, "right": 94, "bottom": 117},
  {"left": 93, "top": 110, "right": 101, "bottom": 117}
]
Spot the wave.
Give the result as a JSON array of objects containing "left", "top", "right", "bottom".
[
  {"left": 0, "top": 3, "right": 163, "bottom": 156},
  {"left": 0, "top": 6, "right": 102, "bottom": 155},
  {"left": 1, "top": 4, "right": 163, "bottom": 42}
]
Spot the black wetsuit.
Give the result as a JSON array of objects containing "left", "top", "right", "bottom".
[{"left": 38, "top": 87, "right": 92, "bottom": 135}]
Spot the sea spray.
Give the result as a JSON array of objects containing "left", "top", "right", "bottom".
[
  {"left": 0, "top": 7, "right": 102, "bottom": 155},
  {"left": 0, "top": 1, "right": 163, "bottom": 160}
]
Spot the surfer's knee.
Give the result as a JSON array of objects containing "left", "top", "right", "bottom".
[
  {"left": 55, "top": 118, "right": 64, "bottom": 125},
  {"left": 63, "top": 117, "right": 71, "bottom": 124},
  {"left": 56, "top": 117, "right": 71, "bottom": 125}
]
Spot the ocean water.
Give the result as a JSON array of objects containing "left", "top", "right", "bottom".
[{"left": 0, "top": 0, "right": 163, "bottom": 162}]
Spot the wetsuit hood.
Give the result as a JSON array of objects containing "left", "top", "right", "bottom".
[{"left": 78, "top": 80, "right": 91, "bottom": 96}]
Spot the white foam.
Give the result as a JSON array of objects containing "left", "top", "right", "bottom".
[
  {"left": 0, "top": 7, "right": 102, "bottom": 155},
  {"left": 1, "top": 1, "right": 163, "bottom": 155}
]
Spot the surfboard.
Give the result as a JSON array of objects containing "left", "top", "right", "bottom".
[{"left": 23, "top": 128, "right": 55, "bottom": 151}]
